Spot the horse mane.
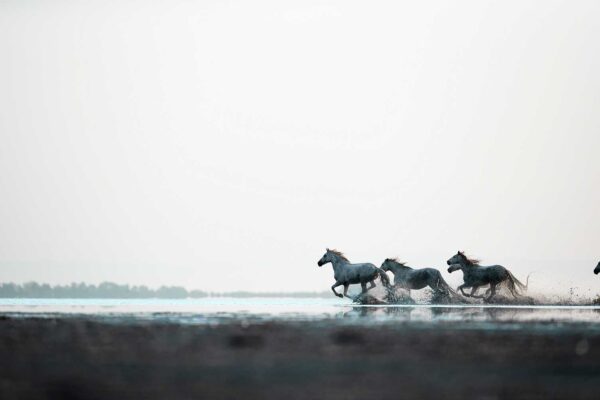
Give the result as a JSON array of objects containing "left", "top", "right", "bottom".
[
  {"left": 327, "top": 249, "right": 349, "bottom": 262},
  {"left": 460, "top": 252, "right": 481, "bottom": 266},
  {"left": 385, "top": 258, "right": 413, "bottom": 269}
]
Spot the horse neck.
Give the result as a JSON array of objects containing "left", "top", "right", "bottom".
[
  {"left": 330, "top": 256, "right": 348, "bottom": 273},
  {"left": 459, "top": 260, "right": 476, "bottom": 275},
  {"left": 389, "top": 263, "right": 409, "bottom": 276}
]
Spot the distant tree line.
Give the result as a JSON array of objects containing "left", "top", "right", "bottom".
[
  {"left": 0, "top": 282, "right": 331, "bottom": 299},
  {"left": 0, "top": 282, "right": 203, "bottom": 299}
]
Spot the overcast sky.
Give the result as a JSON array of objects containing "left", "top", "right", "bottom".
[{"left": 1, "top": 0, "right": 599, "bottom": 294}]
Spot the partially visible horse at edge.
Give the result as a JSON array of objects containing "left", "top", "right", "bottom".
[
  {"left": 446, "top": 251, "right": 528, "bottom": 301},
  {"left": 594, "top": 261, "right": 600, "bottom": 275},
  {"left": 380, "top": 258, "right": 457, "bottom": 298},
  {"left": 318, "top": 249, "right": 392, "bottom": 299}
]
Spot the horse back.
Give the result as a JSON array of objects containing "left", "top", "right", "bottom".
[
  {"left": 335, "top": 262, "right": 377, "bottom": 283},
  {"left": 468, "top": 264, "right": 509, "bottom": 284},
  {"left": 397, "top": 268, "right": 439, "bottom": 289}
]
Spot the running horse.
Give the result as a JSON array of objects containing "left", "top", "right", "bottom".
[
  {"left": 380, "top": 258, "right": 456, "bottom": 298},
  {"left": 317, "top": 249, "right": 392, "bottom": 299},
  {"left": 446, "top": 251, "right": 527, "bottom": 301}
]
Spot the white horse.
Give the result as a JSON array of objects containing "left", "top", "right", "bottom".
[{"left": 317, "top": 249, "right": 391, "bottom": 299}]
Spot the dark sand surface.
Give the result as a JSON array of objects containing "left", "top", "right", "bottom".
[{"left": 1, "top": 315, "right": 599, "bottom": 400}]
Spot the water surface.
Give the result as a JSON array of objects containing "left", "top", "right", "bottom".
[{"left": 2, "top": 298, "right": 600, "bottom": 330}]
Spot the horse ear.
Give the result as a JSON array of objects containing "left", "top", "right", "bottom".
[{"left": 326, "top": 248, "right": 329, "bottom": 251}]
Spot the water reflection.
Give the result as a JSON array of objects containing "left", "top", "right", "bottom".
[
  {"left": 341, "top": 305, "right": 600, "bottom": 325},
  {"left": 1, "top": 298, "right": 600, "bottom": 328},
  {"left": 343, "top": 306, "right": 415, "bottom": 319},
  {"left": 343, "top": 307, "right": 379, "bottom": 318}
]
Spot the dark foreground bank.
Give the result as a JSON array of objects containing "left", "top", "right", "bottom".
[{"left": 0, "top": 316, "right": 599, "bottom": 400}]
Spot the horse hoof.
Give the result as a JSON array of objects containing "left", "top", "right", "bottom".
[{"left": 337, "top": 294, "right": 343, "bottom": 298}]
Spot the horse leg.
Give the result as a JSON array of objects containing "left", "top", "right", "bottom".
[
  {"left": 361, "top": 282, "right": 368, "bottom": 294},
  {"left": 368, "top": 280, "right": 376, "bottom": 290},
  {"left": 431, "top": 278, "right": 445, "bottom": 295},
  {"left": 486, "top": 284, "right": 498, "bottom": 301},
  {"left": 458, "top": 284, "right": 470, "bottom": 297},
  {"left": 331, "top": 282, "right": 343, "bottom": 298},
  {"left": 469, "top": 286, "right": 485, "bottom": 299},
  {"left": 343, "top": 284, "right": 353, "bottom": 299}
]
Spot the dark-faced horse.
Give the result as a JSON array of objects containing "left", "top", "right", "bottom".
[
  {"left": 380, "top": 258, "right": 456, "bottom": 297},
  {"left": 446, "top": 251, "right": 527, "bottom": 301},
  {"left": 318, "top": 249, "right": 391, "bottom": 299},
  {"left": 594, "top": 261, "right": 600, "bottom": 275}
]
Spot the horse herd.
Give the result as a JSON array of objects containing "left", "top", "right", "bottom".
[{"left": 318, "top": 248, "right": 600, "bottom": 302}]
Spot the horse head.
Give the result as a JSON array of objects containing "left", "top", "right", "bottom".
[
  {"left": 446, "top": 251, "right": 466, "bottom": 273},
  {"left": 317, "top": 249, "right": 330, "bottom": 267},
  {"left": 380, "top": 258, "right": 394, "bottom": 272},
  {"left": 318, "top": 248, "right": 350, "bottom": 267},
  {"left": 317, "top": 248, "right": 335, "bottom": 267},
  {"left": 594, "top": 261, "right": 600, "bottom": 275}
]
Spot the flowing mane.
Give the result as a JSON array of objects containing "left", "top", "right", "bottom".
[
  {"left": 460, "top": 252, "right": 481, "bottom": 266},
  {"left": 327, "top": 249, "right": 349, "bottom": 262},
  {"left": 385, "top": 258, "right": 413, "bottom": 269}
]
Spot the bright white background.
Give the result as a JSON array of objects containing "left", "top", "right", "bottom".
[{"left": 1, "top": 0, "right": 599, "bottom": 294}]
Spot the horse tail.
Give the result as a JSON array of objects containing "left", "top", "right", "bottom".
[
  {"left": 506, "top": 271, "right": 528, "bottom": 296},
  {"left": 376, "top": 267, "right": 392, "bottom": 289},
  {"left": 442, "top": 279, "right": 459, "bottom": 297},
  {"left": 373, "top": 267, "right": 397, "bottom": 303},
  {"left": 435, "top": 272, "right": 458, "bottom": 297}
]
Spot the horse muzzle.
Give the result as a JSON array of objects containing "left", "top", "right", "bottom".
[
  {"left": 447, "top": 265, "right": 459, "bottom": 273},
  {"left": 317, "top": 260, "right": 325, "bottom": 267},
  {"left": 594, "top": 267, "right": 600, "bottom": 275}
]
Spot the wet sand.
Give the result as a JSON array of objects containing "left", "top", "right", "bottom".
[{"left": 1, "top": 315, "right": 599, "bottom": 400}]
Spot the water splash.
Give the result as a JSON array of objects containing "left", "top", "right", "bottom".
[{"left": 352, "top": 286, "right": 600, "bottom": 306}]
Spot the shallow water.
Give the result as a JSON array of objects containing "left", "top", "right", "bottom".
[{"left": 2, "top": 297, "right": 600, "bottom": 330}]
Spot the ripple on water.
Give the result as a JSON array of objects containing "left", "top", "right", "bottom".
[{"left": 0, "top": 297, "right": 599, "bottom": 331}]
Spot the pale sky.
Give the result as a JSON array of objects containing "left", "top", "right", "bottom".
[{"left": 1, "top": 0, "right": 599, "bottom": 294}]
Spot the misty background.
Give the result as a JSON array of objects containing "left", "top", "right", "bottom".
[{"left": 1, "top": 0, "right": 598, "bottom": 295}]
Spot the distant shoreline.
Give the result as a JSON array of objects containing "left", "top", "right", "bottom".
[{"left": 0, "top": 282, "right": 331, "bottom": 299}]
